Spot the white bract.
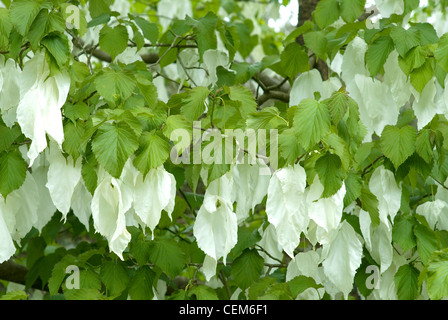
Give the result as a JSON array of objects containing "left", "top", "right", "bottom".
[
  {"left": 322, "top": 220, "right": 363, "bottom": 299},
  {"left": 369, "top": 165, "right": 402, "bottom": 225},
  {"left": 0, "top": 56, "right": 21, "bottom": 127},
  {"left": 91, "top": 174, "right": 131, "bottom": 260},
  {"left": 307, "top": 177, "right": 346, "bottom": 237},
  {"left": 266, "top": 164, "right": 308, "bottom": 258},
  {"left": 16, "top": 51, "right": 70, "bottom": 166},
  {"left": 133, "top": 166, "right": 176, "bottom": 236},
  {"left": 46, "top": 144, "right": 82, "bottom": 219},
  {"left": 231, "top": 163, "right": 270, "bottom": 222},
  {"left": 193, "top": 174, "right": 237, "bottom": 265},
  {"left": 289, "top": 69, "right": 341, "bottom": 106}
]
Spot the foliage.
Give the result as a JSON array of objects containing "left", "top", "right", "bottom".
[{"left": 1, "top": 0, "right": 448, "bottom": 301}]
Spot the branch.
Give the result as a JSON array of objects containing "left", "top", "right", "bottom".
[
  {"left": 0, "top": 261, "right": 47, "bottom": 292},
  {"left": 257, "top": 90, "right": 290, "bottom": 106},
  {"left": 358, "top": 5, "right": 380, "bottom": 21}
]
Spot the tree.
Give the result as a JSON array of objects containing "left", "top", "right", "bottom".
[{"left": 1, "top": 0, "right": 448, "bottom": 301}]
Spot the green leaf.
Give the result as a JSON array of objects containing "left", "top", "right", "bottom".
[
  {"left": 189, "top": 285, "right": 219, "bottom": 300},
  {"left": 340, "top": 0, "right": 365, "bottom": 23},
  {"left": 288, "top": 275, "right": 322, "bottom": 298},
  {"left": 133, "top": 131, "right": 171, "bottom": 176},
  {"left": 435, "top": 33, "right": 448, "bottom": 73},
  {"left": 95, "top": 69, "right": 137, "bottom": 103},
  {"left": 366, "top": 36, "right": 394, "bottom": 76},
  {"left": 88, "top": 0, "right": 112, "bottom": 18},
  {"left": 246, "top": 107, "right": 285, "bottom": 130},
  {"left": 322, "top": 133, "right": 350, "bottom": 170},
  {"left": 315, "top": 152, "right": 345, "bottom": 198},
  {"left": 128, "top": 266, "right": 155, "bottom": 300},
  {"left": 64, "top": 288, "right": 103, "bottom": 300},
  {"left": 149, "top": 239, "right": 186, "bottom": 277},
  {"left": 394, "top": 264, "right": 420, "bottom": 300},
  {"left": 230, "top": 227, "right": 262, "bottom": 258},
  {"left": 48, "top": 254, "right": 77, "bottom": 296},
  {"left": 133, "top": 16, "right": 158, "bottom": 45},
  {"left": 63, "top": 121, "right": 87, "bottom": 161},
  {"left": 313, "top": 0, "right": 340, "bottom": 29},
  {"left": 100, "top": 260, "right": 130, "bottom": 297},
  {"left": 279, "top": 128, "right": 303, "bottom": 165},
  {"left": 79, "top": 269, "right": 102, "bottom": 291},
  {"left": 0, "top": 8, "right": 13, "bottom": 48},
  {"left": 9, "top": 0, "right": 42, "bottom": 36},
  {"left": 343, "top": 172, "right": 362, "bottom": 207},
  {"left": 180, "top": 86, "right": 210, "bottom": 121},
  {"left": 410, "top": 22, "right": 438, "bottom": 45},
  {"left": 228, "top": 85, "right": 257, "bottom": 118},
  {"left": 360, "top": 186, "right": 380, "bottom": 228},
  {"left": 0, "top": 125, "right": 21, "bottom": 153},
  {"left": 410, "top": 59, "right": 433, "bottom": 93},
  {"left": 303, "top": 31, "right": 327, "bottom": 59},
  {"left": 186, "top": 12, "right": 218, "bottom": 59},
  {"left": 130, "top": 239, "right": 151, "bottom": 266},
  {"left": 414, "top": 224, "right": 437, "bottom": 265},
  {"left": 398, "top": 46, "right": 426, "bottom": 75},
  {"left": 231, "top": 249, "right": 264, "bottom": 289},
  {"left": 293, "top": 99, "right": 331, "bottom": 150},
  {"left": 82, "top": 150, "right": 98, "bottom": 195},
  {"left": 92, "top": 122, "right": 139, "bottom": 178},
  {"left": 41, "top": 33, "right": 70, "bottom": 67},
  {"left": 424, "top": 249, "right": 448, "bottom": 300},
  {"left": 162, "top": 115, "right": 192, "bottom": 154},
  {"left": 99, "top": 25, "right": 129, "bottom": 60},
  {"left": 392, "top": 215, "right": 417, "bottom": 252},
  {"left": 0, "top": 290, "right": 28, "bottom": 300},
  {"left": 325, "top": 90, "right": 349, "bottom": 125},
  {"left": 416, "top": 129, "right": 433, "bottom": 164},
  {"left": 380, "top": 125, "right": 416, "bottom": 169},
  {"left": 280, "top": 42, "right": 309, "bottom": 78},
  {"left": 0, "top": 150, "right": 27, "bottom": 197},
  {"left": 390, "top": 26, "right": 421, "bottom": 57}
]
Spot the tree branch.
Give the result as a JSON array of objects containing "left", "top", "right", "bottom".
[
  {"left": 0, "top": 261, "right": 47, "bottom": 292},
  {"left": 257, "top": 90, "right": 290, "bottom": 106}
]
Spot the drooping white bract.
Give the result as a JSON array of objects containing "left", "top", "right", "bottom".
[
  {"left": 46, "top": 144, "right": 82, "bottom": 219},
  {"left": 0, "top": 55, "right": 21, "bottom": 127},
  {"left": 258, "top": 224, "right": 283, "bottom": 267},
  {"left": 368, "top": 165, "right": 402, "bottom": 225},
  {"left": 231, "top": 163, "right": 270, "bottom": 222},
  {"left": 193, "top": 174, "right": 237, "bottom": 266},
  {"left": 375, "top": 0, "right": 404, "bottom": 18},
  {"left": 289, "top": 69, "right": 341, "bottom": 107},
  {"left": 202, "top": 254, "right": 218, "bottom": 282},
  {"left": 322, "top": 220, "right": 363, "bottom": 299},
  {"left": 32, "top": 166, "right": 57, "bottom": 232},
  {"left": 307, "top": 176, "right": 346, "bottom": 238},
  {"left": 0, "top": 206, "right": 15, "bottom": 263},
  {"left": 340, "top": 36, "right": 369, "bottom": 86},
  {"left": 359, "top": 208, "right": 393, "bottom": 273},
  {"left": 0, "top": 172, "right": 39, "bottom": 242},
  {"left": 415, "top": 183, "right": 448, "bottom": 231},
  {"left": 91, "top": 174, "right": 131, "bottom": 260},
  {"left": 133, "top": 166, "right": 176, "bottom": 236},
  {"left": 71, "top": 181, "right": 93, "bottom": 231},
  {"left": 286, "top": 250, "right": 321, "bottom": 282},
  {"left": 411, "top": 78, "right": 448, "bottom": 130},
  {"left": 347, "top": 74, "right": 398, "bottom": 142},
  {"left": 16, "top": 51, "right": 70, "bottom": 167},
  {"left": 383, "top": 51, "right": 412, "bottom": 109},
  {"left": 266, "top": 164, "right": 308, "bottom": 258}
]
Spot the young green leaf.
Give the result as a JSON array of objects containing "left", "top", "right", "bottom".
[
  {"left": 92, "top": 122, "right": 139, "bottom": 178},
  {"left": 380, "top": 125, "right": 416, "bottom": 169}
]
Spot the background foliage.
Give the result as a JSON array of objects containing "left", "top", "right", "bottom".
[{"left": 1, "top": 0, "right": 448, "bottom": 300}]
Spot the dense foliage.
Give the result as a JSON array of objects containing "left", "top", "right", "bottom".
[{"left": 1, "top": 0, "right": 448, "bottom": 300}]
